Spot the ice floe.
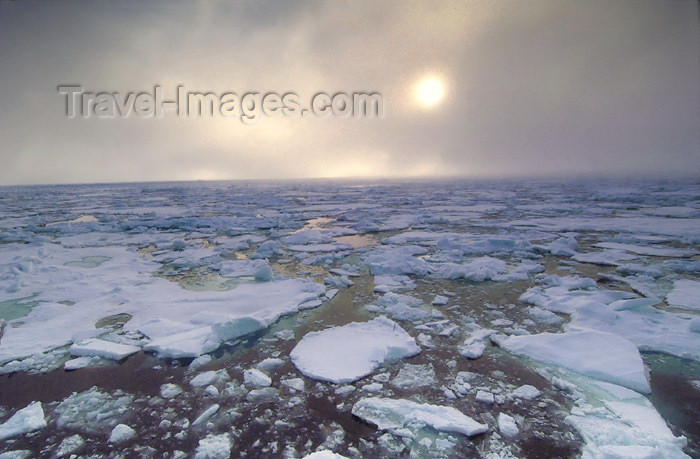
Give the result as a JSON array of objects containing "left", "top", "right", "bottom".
[
  {"left": 290, "top": 316, "right": 420, "bottom": 383},
  {"left": 351, "top": 397, "right": 488, "bottom": 437},
  {"left": 502, "top": 330, "right": 650, "bottom": 393},
  {"left": 0, "top": 402, "right": 46, "bottom": 441}
]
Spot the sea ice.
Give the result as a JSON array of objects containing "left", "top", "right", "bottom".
[
  {"left": 351, "top": 397, "right": 488, "bottom": 437},
  {"left": 290, "top": 316, "right": 420, "bottom": 384}
]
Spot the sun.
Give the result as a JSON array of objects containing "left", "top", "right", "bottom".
[{"left": 413, "top": 75, "right": 446, "bottom": 109}]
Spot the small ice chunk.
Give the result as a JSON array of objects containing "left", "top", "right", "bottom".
[
  {"left": 361, "top": 382, "right": 383, "bottom": 393},
  {"left": 497, "top": 413, "right": 519, "bottom": 438},
  {"left": 109, "top": 424, "right": 136, "bottom": 443},
  {"left": 460, "top": 341, "right": 486, "bottom": 359},
  {"left": 64, "top": 356, "right": 100, "bottom": 371},
  {"left": 290, "top": 316, "right": 420, "bottom": 384},
  {"left": 204, "top": 385, "right": 219, "bottom": 396},
  {"left": 195, "top": 433, "right": 232, "bottom": 459},
  {"left": 275, "top": 329, "right": 295, "bottom": 341},
  {"left": 189, "top": 354, "right": 213, "bottom": 371},
  {"left": 244, "top": 368, "right": 272, "bottom": 388},
  {"left": 56, "top": 434, "right": 85, "bottom": 457},
  {"left": 192, "top": 404, "right": 220, "bottom": 426},
  {"left": 0, "top": 402, "right": 46, "bottom": 441},
  {"left": 281, "top": 378, "right": 305, "bottom": 392},
  {"left": 351, "top": 397, "right": 488, "bottom": 437},
  {"left": 256, "top": 357, "right": 284, "bottom": 372},
  {"left": 69, "top": 338, "right": 140, "bottom": 361},
  {"left": 190, "top": 370, "right": 228, "bottom": 388},
  {"left": 245, "top": 387, "right": 279, "bottom": 402},
  {"left": 302, "top": 451, "right": 349, "bottom": 459},
  {"left": 334, "top": 385, "right": 356, "bottom": 395},
  {"left": 432, "top": 295, "right": 449, "bottom": 306},
  {"left": 476, "top": 390, "right": 494, "bottom": 404},
  {"left": 525, "top": 306, "right": 564, "bottom": 325},
  {"left": 160, "top": 383, "right": 184, "bottom": 399},
  {"left": 512, "top": 384, "right": 541, "bottom": 400}
]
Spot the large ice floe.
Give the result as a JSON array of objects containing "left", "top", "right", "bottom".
[{"left": 290, "top": 316, "right": 420, "bottom": 383}]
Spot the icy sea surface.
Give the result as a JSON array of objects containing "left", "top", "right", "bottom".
[{"left": 0, "top": 178, "right": 699, "bottom": 458}]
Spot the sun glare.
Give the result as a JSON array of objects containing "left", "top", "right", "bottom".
[{"left": 414, "top": 75, "right": 446, "bottom": 109}]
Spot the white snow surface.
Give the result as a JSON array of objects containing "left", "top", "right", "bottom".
[{"left": 290, "top": 316, "right": 420, "bottom": 384}]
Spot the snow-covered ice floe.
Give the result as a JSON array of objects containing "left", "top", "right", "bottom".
[{"left": 290, "top": 316, "right": 420, "bottom": 383}]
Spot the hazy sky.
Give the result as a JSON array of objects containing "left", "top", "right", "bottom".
[{"left": 0, "top": 0, "right": 698, "bottom": 185}]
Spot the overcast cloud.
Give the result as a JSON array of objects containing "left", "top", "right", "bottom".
[{"left": 0, "top": 0, "right": 698, "bottom": 185}]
